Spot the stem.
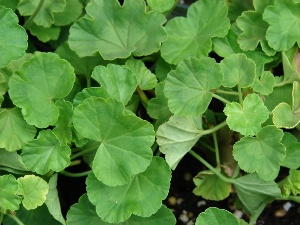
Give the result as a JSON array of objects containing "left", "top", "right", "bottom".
[
  {"left": 212, "top": 132, "right": 220, "bottom": 167},
  {"left": 237, "top": 85, "right": 243, "bottom": 105},
  {"left": 136, "top": 86, "right": 149, "bottom": 107},
  {"left": 60, "top": 170, "right": 91, "bottom": 177},
  {"left": 23, "top": 0, "right": 45, "bottom": 29},
  {"left": 248, "top": 201, "right": 268, "bottom": 225},
  {"left": 86, "top": 74, "right": 91, "bottom": 88},
  {"left": 211, "top": 93, "right": 231, "bottom": 104},
  {"left": 201, "top": 121, "right": 227, "bottom": 135},
  {"left": 69, "top": 160, "right": 81, "bottom": 167},
  {"left": 275, "top": 81, "right": 290, "bottom": 87},
  {"left": 6, "top": 214, "right": 25, "bottom": 225},
  {"left": 215, "top": 89, "right": 239, "bottom": 96},
  {"left": 189, "top": 150, "right": 233, "bottom": 183},
  {"left": 0, "top": 213, "right": 3, "bottom": 224},
  {"left": 198, "top": 140, "right": 215, "bottom": 152}
]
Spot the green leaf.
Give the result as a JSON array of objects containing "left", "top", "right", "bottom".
[
  {"left": 86, "top": 157, "right": 171, "bottom": 223},
  {"left": 282, "top": 46, "right": 300, "bottom": 83},
  {"left": 91, "top": 64, "right": 138, "bottom": 105},
  {"left": 9, "top": 52, "right": 75, "bottom": 128},
  {"left": 69, "top": 0, "right": 167, "bottom": 60},
  {"left": 52, "top": 99, "right": 73, "bottom": 145},
  {"left": 0, "top": 175, "right": 21, "bottom": 211},
  {"left": 164, "top": 57, "right": 223, "bottom": 116},
  {"left": 0, "top": 73, "right": 6, "bottom": 105},
  {"left": 0, "top": 0, "right": 19, "bottom": 10},
  {"left": 156, "top": 115, "right": 202, "bottom": 169},
  {"left": 73, "top": 87, "right": 111, "bottom": 107},
  {"left": 0, "top": 6, "right": 27, "bottom": 68},
  {"left": 73, "top": 97, "right": 154, "bottom": 186},
  {"left": 281, "top": 132, "right": 300, "bottom": 169},
  {"left": 263, "top": 0, "right": 300, "bottom": 51},
  {"left": 224, "top": 93, "right": 269, "bottom": 136},
  {"left": 161, "top": 0, "right": 230, "bottom": 64},
  {"left": 236, "top": 0, "right": 276, "bottom": 56},
  {"left": 125, "top": 58, "right": 157, "bottom": 90},
  {"left": 0, "top": 108, "right": 36, "bottom": 152},
  {"left": 193, "top": 170, "right": 231, "bottom": 201},
  {"left": 147, "top": 0, "right": 174, "bottom": 13},
  {"left": 282, "top": 169, "right": 300, "bottom": 196},
  {"left": 0, "top": 149, "right": 28, "bottom": 173},
  {"left": 45, "top": 174, "right": 66, "bottom": 225},
  {"left": 233, "top": 126, "right": 285, "bottom": 177},
  {"left": 227, "top": 0, "right": 254, "bottom": 22},
  {"left": 264, "top": 84, "right": 293, "bottom": 111},
  {"left": 17, "top": 0, "right": 66, "bottom": 27},
  {"left": 55, "top": 42, "right": 105, "bottom": 77},
  {"left": 273, "top": 81, "right": 300, "bottom": 128},
  {"left": 21, "top": 130, "right": 71, "bottom": 175},
  {"left": 147, "top": 82, "right": 172, "bottom": 127},
  {"left": 155, "top": 57, "right": 174, "bottom": 81},
  {"left": 220, "top": 53, "right": 256, "bottom": 88},
  {"left": 28, "top": 23, "right": 61, "bottom": 42},
  {"left": 53, "top": 0, "right": 83, "bottom": 26},
  {"left": 251, "top": 71, "right": 276, "bottom": 95},
  {"left": 233, "top": 173, "right": 281, "bottom": 214},
  {"left": 17, "top": 175, "right": 49, "bottom": 210},
  {"left": 195, "top": 207, "right": 239, "bottom": 225}
]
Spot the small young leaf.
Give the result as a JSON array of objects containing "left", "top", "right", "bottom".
[
  {"left": 53, "top": 0, "right": 83, "bottom": 26},
  {"left": 147, "top": 0, "right": 175, "bottom": 13},
  {"left": 28, "top": 23, "right": 61, "bottom": 42},
  {"left": 161, "top": 0, "right": 230, "bottom": 64},
  {"left": 0, "top": 108, "right": 36, "bottom": 152},
  {"left": 17, "top": 175, "right": 49, "bottom": 210},
  {"left": 281, "top": 132, "right": 300, "bottom": 169},
  {"left": 91, "top": 64, "right": 138, "bottom": 105},
  {"left": 263, "top": 0, "right": 300, "bottom": 51},
  {"left": 195, "top": 207, "right": 239, "bottom": 225},
  {"left": 125, "top": 58, "right": 157, "bottom": 90},
  {"left": 9, "top": 52, "right": 75, "bottom": 128},
  {"left": 233, "top": 126, "right": 285, "bottom": 177},
  {"left": 69, "top": 0, "right": 167, "bottom": 59},
  {"left": 73, "top": 97, "right": 154, "bottom": 186},
  {"left": 17, "top": 0, "right": 66, "bottom": 27},
  {"left": 193, "top": 171, "right": 231, "bottom": 201},
  {"left": 282, "top": 169, "right": 300, "bottom": 196},
  {"left": 164, "top": 57, "right": 223, "bottom": 117},
  {"left": 86, "top": 157, "right": 171, "bottom": 223},
  {"left": 0, "top": 175, "right": 21, "bottom": 211},
  {"left": 21, "top": 130, "right": 71, "bottom": 175},
  {"left": 156, "top": 115, "right": 202, "bottom": 169},
  {"left": 220, "top": 53, "right": 256, "bottom": 88},
  {"left": 0, "top": 6, "right": 27, "bottom": 68},
  {"left": 273, "top": 81, "right": 300, "bottom": 128},
  {"left": 224, "top": 93, "right": 269, "bottom": 136},
  {"left": 251, "top": 71, "right": 276, "bottom": 95}
]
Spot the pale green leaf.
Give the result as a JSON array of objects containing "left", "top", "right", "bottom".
[
  {"left": 17, "top": 175, "right": 49, "bottom": 210},
  {"left": 0, "top": 175, "right": 21, "bottom": 211},
  {"left": 73, "top": 87, "right": 111, "bottom": 107},
  {"left": 0, "top": 149, "right": 28, "bottom": 173},
  {"left": 236, "top": 0, "right": 276, "bottom": 56},
  {"left": 251, "top": 71, "right": 276, "bottom": 95},
  {"left": 273, "top": 81, "right": 300, "bottom": 128},
  {"left": 45, "top": 174, "right": 66, "bottom": 225},
  {"left": 164, "top": 57, "right": 223, "bottom": 116},
  {"left": 220, "top": 53, "right": 256, "bottom": 88},
  {"left": 161, "top": 0, "right": 230, "bottom": 64},
  {"left": 224, "top": 93, "right": 269, "bottom": 136},
  {"left": 21, "top": 130, "right": 71, "bottom": 175},
  {"left": 69, "top": 0, "right": 166, "bottom": 59},
  {"left": 0, "top": 6, "right": 27, "bottom": 68},
  {"left": 0, "top": 108, "right": 36, "bottom": 152},
  {"left": 17, "top": 0, "right": 66, "bottom": 27},
  {"left": 73, "top": 97, "right": 154, "bottom": 186},
  {"left": 91, "top": 64, "right": 138, "bottom": 105},
  {"left": 195, "top": 207, "right": 239, "bottom": 225},
  {"left": 281, "top": 132, "right": 300, "bottom": 169},
  {"left": 9, "top": 52, "right": 75, "bottom": 128},
  {"left": 147, "top": 0, "right": 175, "bottom": 13},
  {"left": 233, "top": 126, "right": 285, "bottom": 177},
  {"left": 125, "top": 58, "right": 157, "bottom": 90},
  {"left": 156, "top": 115, "right": 202, "bottom": 169},
  {"left": 86, "top": 157, "right": 171, "bottom": 223},
  {"left": 193, "top": 171, "right": 231, "bottom": 201},
  {"left": 53, "top": 0, "right": 83, "bottom": 26},
  {"left": 28, "top": 23, "right": 61, "bottom": 42},
  {"left": 282, "top": 169, "right": 300, "bottom": 196},
  {"left": 263, "top": 0, "right": 300, "bottom": 51}
]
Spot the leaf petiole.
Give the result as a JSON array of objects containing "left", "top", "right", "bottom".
[
  {"left": 215, "top": 89, "right": 239, "bottom": 96},
  {"left": 60, "top": 170, "right": 91, "bottom": 177},
  {"left": 211, "top": 93, "right": 231, "bottom": 104},
  {"left": 201, "top": 121, "right": 227, "bottom": 135},
  {"left": 136, "top": 86, "right": 149, "bottom": 107},
  {"left": 6, "top": 214, "right": 25, "bottom": 225},
  {"left": 23, "top": 0, "right": 46, "bottom": 29}
]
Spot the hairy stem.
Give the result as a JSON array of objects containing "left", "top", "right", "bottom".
[
  {"left": 6, "top": 214, "right": 25, "bottom": 225},
  {"left": 23, "top": 0, "right": 46, "bottom": 29}
]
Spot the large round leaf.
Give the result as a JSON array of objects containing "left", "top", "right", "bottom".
[
  {"left": 0, "top": 6, "right": 27, "bottom": 68},
  {"left": 86, "top": 157, "right": 171, "bottom": 223},
  {"left": 69, "top": 0, "right": 167, "bottom": 60},
  {"left": 73, "top": 97, "right": 154, "bottom": 186},
  {"left": 164, "top": 57, "right": 223, "bottom": 117},
  {"left": 0, "top": 175, "right": 21, "bottom": 211},
  {"left": 9, "top": 52, "right": 75, "bottom": 128}
]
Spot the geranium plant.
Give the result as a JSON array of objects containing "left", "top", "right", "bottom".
[{"left": 1, "top": 0, "right": 300, "bottom": 224}]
